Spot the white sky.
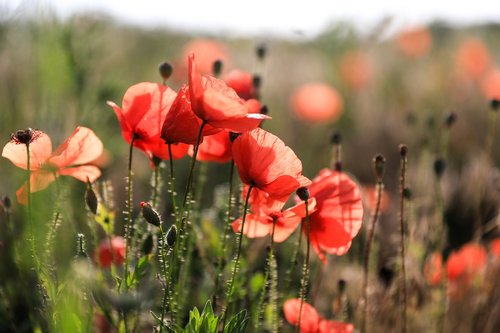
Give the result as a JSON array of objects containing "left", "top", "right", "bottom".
[{"left": 3, "top": 0, "right": 500, "bottom": 38}]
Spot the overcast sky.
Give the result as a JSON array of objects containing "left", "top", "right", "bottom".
[{"left": 3, "top": 0, "right": 500, "bottom": 37}]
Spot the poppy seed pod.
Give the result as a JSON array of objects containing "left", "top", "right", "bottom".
[
  {"left": 158, "top": 62, "right": 173, "bottom": 80},
  {"left": 373, "top": 154, "right": 386, "bottom": 180},
  {"left": 212, "top": 59, "right": 223, "bottom": 77},
  {"left": 1, "top": 196, "right": 11, "bottom": 211},
  {"left": 166, "top": 225, "right": 177, "bottom": 247},
  {"left": 252, "top": 74, "right": 262, "bottom": 90},
  {"left": 296, "top": 187, "right": 310, "bottom": 201},
  {"left": 256, "top": 43, "right": 267, "bottom": 60},
  {"left": 330, "top": 131, "right": 342, "bottom": 145},
  {"left": 403, "top": 187, "right": 413, "bottom": 200},
  {"left": 444, "top": 112, "right": 457, "bottom": 128},
  {"left": 399, "top": 144, "right": 408, "bottom": 157},
  {"left": 85, "top": 184, "right": 98, "bottom": 215},
  {"left": 491, "top": 99, "right": 500, "bottom": 111},
  {"left": 140, "top": 202, "right": 161, "bottom": 227}
]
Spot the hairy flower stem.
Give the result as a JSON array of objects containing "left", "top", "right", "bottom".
[
  {"left": 123, "top": 136, "right": 136, "bottom": 293},
  {"left": 399, "top": 146, "right": 408, "bottom": 333},
  {"left": 297, "top": 200, "right": 311, "bottom": 333},
  {"left": 284, "top": 227, "right": 303, "bottom": 293},
  {"left": 26, "top": 144, "right": 41, "bottom": 285},
  {"left": 360, "top": 181, "right": 384, "bottom": 333},
  {"left": 159, "top": 225, "right": 172, "bottom": 333},
  {"left": 221, "top": 185, "right": 253, "bottom": 327},
  {"left": 168, "top": 144, "right": 178, "bottom": 223},
  {"left": 213, "top": 159, "right": 235, "bottom": 309}
]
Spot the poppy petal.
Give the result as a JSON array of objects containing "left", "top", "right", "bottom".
[
  {"left": 2, "top": 130, "right": 52, "bottom": 170},
  {"left": 283, "top": 298, "right": 320, "bottom": 333},
  {"left": 319, "top": 319, "right": 354, "bottom": 333},
  {"left": 231, "top": 215, "right": 273, "bottom": 238},
  {"left": 58, "top": 165, "right": 102, "bottom": 183},
  {"left": 273, "top": 214, "right": 302, "bottom": 243},
  {"left": 16, "top": 170, "right": 56, "bottom": 204},
  {"left": 50, "top": 127, "right": 104, "bottom": 167}
]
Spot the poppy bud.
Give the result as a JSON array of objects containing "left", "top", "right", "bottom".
[
  {"left": 11, "top": 128, "right": 35, "bottom": 145},
  {"left": 491, "top": 99, "right": 500, "bottom": 111},
  {"left": 229, "top": 132, "right": 241, "bottom": 142},
  {"left": 399, "top": 144, "right": 408, "bottom": 157},
  {"left": 433, "top": 158, "right": 446, "bottom": 178},
  {"left": 256, "top": 43, "right": 267, "bottom": 60},
  {"left": 444, "top": 112, "right": 457, "bottom": 128},
  {"left": 403, "top": 187, "right": 412, "bottom": 200},
  {"left": 330, "top": 131, "right": 341, "bottom": 145},
  {"left": 152, "top": 155, "right": 162, "bottom": 167},
  {"left": 338, "top": 279, "right": 347, "bottom": 293},
  {"left": 260, "top": 105, "right": 269, "bottom": 115},
  {"left": 141, "top": 233, "right": 154, "bottom": 255},
  {"left": 85, "top": 183, "right": 98, "bottom": 215},
  {"left": 158, "top": 62, "right": 173, "bottom": 81},
  {"left": 334, "top": 161, "right": 342, "bottom": 172},
  {"left": 212, "top": 59, "right": 223, "bottom": 77},
  {"left": 1, "top": 196, "right": 11, "bottom": 211},
  {"left": 296, "top": 187, "right": 310, "bottom": 201},
  {"left": 252, "top": 74, "right": 262, "bottom": 90},
  {"left": 166, "top": 225, "right": 177, "bottom": 247},
  {"left": 140, "top": 202, "right": 161, "bottom": 227},
  {"left": 373, "top": 154, "right": 386, "bottom": 180}
]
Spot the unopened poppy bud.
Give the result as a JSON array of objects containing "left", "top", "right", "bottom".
[
  {"left": 491, "top": 99, "right": 500, "bottom": 111},
  {"left": 85, "top": 184, "right": 98, "bottom": 215},
  {"left": 338, "top": 279, "right": 347, "bottom": 293},
  {"left": 158, "top": 62, "right": 173, "bottom": 81},
  {"left": 444, "top": 112, "right": 457, "bottom": 128},
  {"left": 399, "top": 144, "right": 408, "bottom": 157},
  {"left": 330, "top": 131, "right": 341, "bottom": 145},
  {"left": 433, "top": 158, "right": 446, "bottom": 178},
  {"left": 1, "top": 196, "right": 11, "bottom": 211},
  {"left": 229, "top": 132, "right": 241, "bottom": 142},
  {"left": 260, "top": 105, "right": 269, "bottom": 115},
  {"left": 252, "top": 74, "right": 262, "bottom": 90},
  {"left": 296, "top": 187, "right": 310, "bottom": 201},
  {"left": 140, "top": 202, "right": 161, "bottom": 227},
  {"left": 152, "top": 155, "right": 162, "bottom": 167},
  {"left": 403, "top": 187, "right": 412, "bottom": 200},
  {"left": 373, "top": 154, "right": 386, "bottom": 180},
  {"left": 142, "top": 233, "right": 154, "bottom": 255},
  {"left": 166, "top": 225, "right": 177, "bottom": 247},
  {"left": 212, "top": 59, "right": 223, "bottom": 77},
  {"left": 256, "top": 43, "right": 267, "bottom": 60}
]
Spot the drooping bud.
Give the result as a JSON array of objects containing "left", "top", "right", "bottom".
[
  {"left": 399, "top": 144, "right": 408, "bottom": 157},
  {"left": 433, "top": 158, "right": 446, "bottom": 178},
  {"left": 444, "top": 112, "right": 457, "bottom": 128},
  {"left": 140, "top": 202, "right": 161, "bottom": 227},
  {"left": 256, "top": 43, "right": 267, "bottom": 60},
  {"left": 141, "top": 233, "right": 154, "bottom": 255},
  {"left": 373, "top": 154, "right": 386, "bottom": 180},
  {"left": 491, "top": 99, "right": 499, "bottom": 112},
  {"left": 85, "top": 180, "right": 98, "bottom": 215},
  {"left": 166, "top": 224, "right": 177, "bottom": 247},
  {"left": 158, "top": 62, "right": 173, "bottom": 81},
  {"left": 296, "top": 187, "right": 310, "bottom": 201},
  {"left": 212, "top": 59, "right": 223, "bottom": 77}
]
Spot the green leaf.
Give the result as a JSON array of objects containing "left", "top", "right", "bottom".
[
  {"left": 126, "top": 255, "right": 150, "bottom": 288},
  {"left": 224, "top": 309, "right": 249, "bottom": 333}
]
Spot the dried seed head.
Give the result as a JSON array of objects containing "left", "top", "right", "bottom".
[
  {"left": 373, "top": 154, "right": 386, "bottom": 180},
  {"left": 212, "top": 59, "right": 223, "bottom": 77},
  {"left": 85, "top": 184, "right": 98, "bottom": 215},
  {"left": 399, "top": 144, "right": 408, "bottom": 157},
  {"left": 166, "top": 224, "right": 177, "bottom": 247},
  {"left": 158, "top": 62, "right": 173, "bottom": 81},
  {"left": 296, "top": 187, "right": 310, "bottom": 201},
  {"left": 140, "top": 202, "right": 161, "bottom": 227},
  {"left": 433, "top": 158, "right": 446, "bottom": 178}
]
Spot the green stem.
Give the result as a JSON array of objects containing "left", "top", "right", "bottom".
[
  {"left": 159, "top": 225, "right": 172, "bottom": 333},
  {"left": 26, "top": 143, "right": 41, "bottom": 281},
  {"left": 123, "top": 136, "right": 136, "bottom": 292},
  {"left": 399, "top": 152, "right": 408, "bottom": 333},
  {"left": 168, "top": 144, "right": 178, "bottom": 224},
  {"left": 297, "top": 200, "right": 310, "bottom": 333},
  {"left": 284, "top": 226, "right": 303, "bottom": 293}
]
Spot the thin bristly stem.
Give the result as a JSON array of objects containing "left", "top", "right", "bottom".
[
  {"left": 361, "top": 181, "right": 384, "bottom": 333},
  {"left": 284, "top": 225, "right": 303, "bottom": 293},
  {"left": 181, "top": 121, "right": 206, "bottom": 209},
  {"left": 399, "top": 146, "right": 408, "bottom": 333},
  {"left": 297, "top": 200, "right": 310, "bottom": 333},
  {"left": 123, "top": 136, "right": 136, "bottom": 293},
  {"left": 26, "top": 143, "right": 41, "bottom": 281},
  {"left": 221, "top": 184, "right": 253, "bottom": 328},
  {"left": 269, "top": 219, "right": 279, "bottom": 333},
  {"left": 168, "top": 144, "right": 178, "bottom": 223},
  {"left": 159, "top": 225, "right": 172, "bottom": 333}
]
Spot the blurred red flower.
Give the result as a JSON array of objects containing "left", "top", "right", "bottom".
[
  {"left": 456, "top": 38, "right": 491, "bottom": 80},
  {"left": 339, "top": 51, "right": 373, "bottom": 90},
  {"left": 481, "top": 69, "right": 500, "bottom": 100},
  {"left": 177, "top": 39, "right": 230, "bottom": 79},
  {"left": 231, "top": 186, "right": 316, "bottom": 242},
  {"left": 423, "top": 251, "right": 443, "bottom": 286},
  {"left": 490, "top": 238, "right": 500, "bottom": 258},
  {"left": 107, "top": 82, "right": 188, "bottom": 162},
  {"left": 361, "top": 185, "right": 389, "bottom": 214},
  {"left": 97, "top": 236, "right": 126, "bottom": 268},
  {"left": 188, "top": 130, "right": 232, "bottom": 163},
  {"left": 2, "top": 127, "right": 103, "bottom": 204},
  {"left": 232, "top": 128, "right": 311, "bottom": 201},
  {"left": 446, "top": 243, "right": 487, "bottom": 282},
  {"left": 223, "top": 69, "right": 257, "bottom": 100},
  {"left": 396, "top": 26, "right": 432, "bottom": 58},
  {"left": 305, "top": 169, "right": 363, "bottom": 263},
  {"left": 283, "top": 298, "right": 354, "bottom": 333},
  {"left": 291, "top": 83, "right": 343, "bottom": 123},
  {"left": 188, "top": 53, "right": 269, "bottom": 132}
]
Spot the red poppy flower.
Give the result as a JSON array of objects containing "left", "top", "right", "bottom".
[
  {"left": 339, "top": 51, "right": 373, "bottom": 90},
  {"left": 291, "top": 83, "right": 343, "bottom": 123},
  {"left": 107, "top": 82, "right": 188, "bottom": 161},
  {"left": 396, "top": 26, "right": 432, "bottom": 58},
  {"left": 423, "top": 251, "right": 443, "bottom": 286},
  {"left": 188, "top": 130, "right": 232, "bottom": 163},
  {"left": 223, "top": 69, "right": 257, "bottom": 100},
  {"left": 97, "top": 236, "right": 126, "bottom": 268},
  {"left": 283, "top": 298, "right": 354, "bottom": 333},
  {"left": 2, "top": 127, "right": 103, "bottom": 204},
  {"left": 456, "top": 38, "right": 491, "bottom": 80},
  {"left": 304, "top": 169, "right": 363, "bottom": 263},
  {"left": 446, "top": 243, "right": 487, "bottom": 282},
  {"left": 231, "top": 187, "right": 316, "bottom": 242},
  {"left": 188, "top": 53, "right": 269, "bottom": 132},
  {"left": 481, "top": 69, "right": 500, "bottom": 100},
  {"left": 490, "top": 238, "right": 500, "bottom": 258},
  {"left": 177, "top": 39, "right": 230, "bottom": 79},
  {"left": 232, "top": 128, "right": 311, "bottom": 201}
]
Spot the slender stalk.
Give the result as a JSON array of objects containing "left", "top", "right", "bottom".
[
  {"left": 181, "top": 121, "right": 206, "bottom": 209},
  {"left": 221, "top": 184, "right": 253, "bottom": 327},
  {"left": 269, "top": 219, "right": 279, "bottom": 333},
  {"left": 399, "top": 145, "right": 408, "bottom": 333},
  {"left": 159, "top": 225, "right": 172, "bottom": 333},
  {"left": 123, "top": 136, "right": 136, "bottom": 291},
  {"left": 284, "top": 227, "right": 303, "bottom": 292},
  {"left": 297, "top": 200, "right": 311, "bottom": 333},
  {"left": 167, "top": 144, "right": 178, "bottom": 223},
  {"left": 26, "top": 143, "right": 41, "bottom": 280}
]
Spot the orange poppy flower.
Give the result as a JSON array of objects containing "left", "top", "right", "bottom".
[
  {"left": 339, "top": 51, "right": 373, "bottom": 90},
  {"left": 481, "top": 69, "right": 500, "bottom": 100},
  {"left": 107, "top": 82, "right": 188, "bottom": 161},
  {"left": 456, "top": 38, "right": 491, "bottom": 80},
  {"left": 396, "top": 26, "right": 432, "bottom": 58},
  {"left": 223, "top": 69, "right": 257, "bottom": 100},
  {"left": 96, "top": 236, "right": 126, "bottom": 268},
  {"left": 188, "top": 130, "right": 232, "bottom": 163},
  {"left": 283, "top": 298, "right": 354, "bottom": 333},
  {"left": 290, "top": 83, "right": 343, "bottom": 123},
  {"left": 231, "top": 187, "right": 316, "bottom": 242},
  {"left": 188, "top": 53, "right": 269, "bottom": 132},
  {"left": 423, "top": 251, "right": 443, "bottom": 286},
  {"left": 305, "top": 169, "right": 363, "bottom": 263},
  {"left": 232, "top": 128, "right": 311, "bottom": 201},
  {"left": 2, "top": 127, "right": 103, "bottom": 204}
]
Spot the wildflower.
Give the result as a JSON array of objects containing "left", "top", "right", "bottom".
[
  {"left": 283, "top": 298, "right": 354, "bottom": 333},
  {"left": 107, "top": 82, "right": 188, "bottom": 162},
  {"left": 305, "top": 169, "right": 363, "bottom": 263},
  {"left": 232, "top": 128, "right": 311, "bottom": 201},
  {"left": 481, "top": 69, "right": 500, "bottom": 100},
  {"left": 188, "top": 53, "right": 269, "bottom": 132},
  {"left": 2, "top": 127, "right": 103, "bottom": 204},
  {"left": 290, "top": 83, "right": 343, "bottom": 123},
  {"left": 456, "top": 38, "right": 491, "bottom": 80},
  {"left": 362, "top": 185, "right": 389, "bottom": 214},
  {"left": 446, "top": 243, "right": 487, "bottom": 282},
  {"left": 223, "top": 69, "right": 257, "bottom": 100},
  {"left": 396, "top": 26, "right": 432, "bottom": 58},
  {"left": 97, "top": 236, "right": 126, "bottom": 268},
  {"left": 178, "top": 39, "right": 229, "bottom": 77},
  {"left": 339, "top": 51, "right": 373, "bottom": 90},
  {"left": 490, "top": 238, "right": 500, "bottom": 258},
  {"left": 188, "top": 130, "right": 232, "bottom": 163}
]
